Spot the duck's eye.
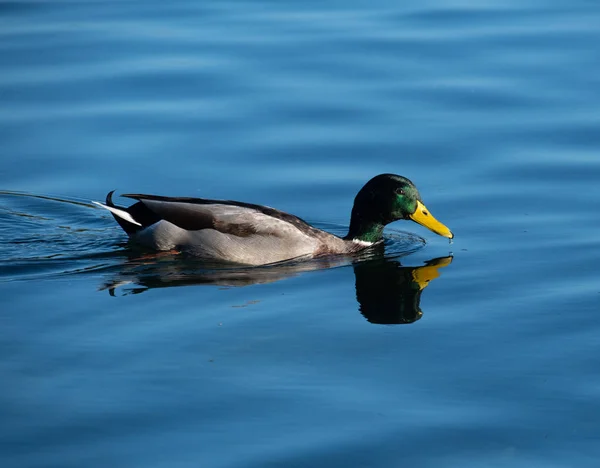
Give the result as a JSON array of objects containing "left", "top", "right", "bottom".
[{"left": 395, "top": 188, "right": 405, "bottom": 196}]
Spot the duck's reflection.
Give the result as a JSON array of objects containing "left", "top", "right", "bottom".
[
  {"left": 102, "top": 253, "right": 452, "bottom": 325},
  {"left": 354, "top": 256, "right": 452, "bottom": 324}
]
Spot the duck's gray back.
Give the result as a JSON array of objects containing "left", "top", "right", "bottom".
[{"left": 130, "top": 200, "right": 344, "bottom": 264}]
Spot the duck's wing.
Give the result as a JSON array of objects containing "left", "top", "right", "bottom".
[
  {"left": 120, "top": 193, "right": 323, "bottom": 238},
  {"left": 94, "top": 192, "right": 349, "bottom": 264}
]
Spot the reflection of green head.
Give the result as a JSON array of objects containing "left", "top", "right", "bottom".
[
  {"left": 354, "top": 256, "right": 453, "bottom": 325},
  {"left": 354, "top": 259, "right": 424, "bottom": 324},
  {"left": 345, "top": 174, "right": 453, "bottom": 243}
]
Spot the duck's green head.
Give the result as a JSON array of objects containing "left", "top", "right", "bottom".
[{"left": 346, "top": 174, "right": 453, "bottom": 242}]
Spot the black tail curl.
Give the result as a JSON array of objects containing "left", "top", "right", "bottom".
[{"left": 104, "top": 191, "right": 161, "bottom": 236}]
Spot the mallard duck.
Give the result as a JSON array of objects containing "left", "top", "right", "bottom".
[{"left": 93, "top": 174, "right": 453, "bottom": 265}]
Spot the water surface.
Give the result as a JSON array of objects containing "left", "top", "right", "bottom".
[{"left": 1, "top": 1, "right": 600, "bottom": 467}]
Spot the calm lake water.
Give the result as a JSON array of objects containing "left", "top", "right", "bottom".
[{"left": 2, "top": 1, "right": 600, "bottom": 467}]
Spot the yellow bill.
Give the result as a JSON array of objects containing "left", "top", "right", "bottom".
[{"left": 409, "top": 200, "right": 454, "bottom": 239}]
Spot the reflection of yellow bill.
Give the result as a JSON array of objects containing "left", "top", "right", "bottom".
[
  {"left": 412, "top": 256, "right": 453, "bottom": 290},
  {"left": 409, "top": 200, "right": 454, "bottom": 239}
]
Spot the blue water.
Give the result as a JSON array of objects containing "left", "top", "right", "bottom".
[{"left": 2, "top": 1, "right": 600, "bottom": 467}]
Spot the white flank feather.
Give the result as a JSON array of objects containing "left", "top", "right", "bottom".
[{"left": 92, "top": 201, "right": 141, "bottom": 226}]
